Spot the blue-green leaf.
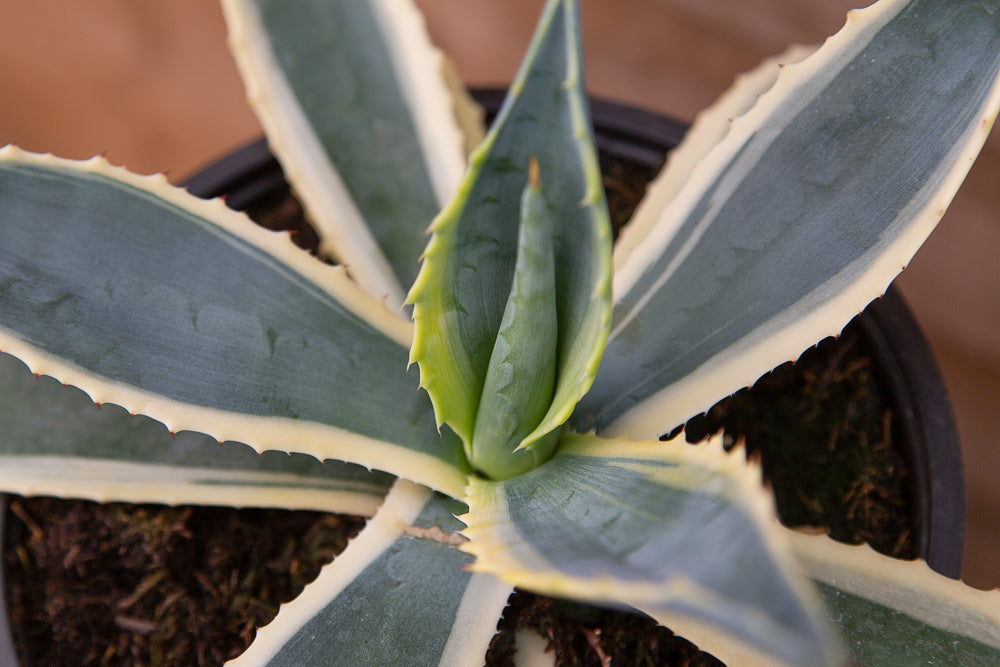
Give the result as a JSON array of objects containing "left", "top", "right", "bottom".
[
  {"left": 0, "top": 149, "right": 467, "bottom": 496},
  {"left": 790, "top": 532, "right": 1000, "bottom": 665},
  {"left": 576, "top": 0, "right": 1000, "bottom": 438},
  {"left": 0, "top": 352, "right": 392, "bottom": 513},
  {"left": 469, "top": 160, "right": 560, "bottom": 479},
  {"left": 222, "top": 0, "right": 475, "bottom": 306},
  {"left": 462, "top": 433, "right": 844, "bottom": 667},
  {"left": 230, "top": 481, "right": 512, "bottom": 666},
  {"left": 408, "top": 0, "right": 612, "bottom": 463}
]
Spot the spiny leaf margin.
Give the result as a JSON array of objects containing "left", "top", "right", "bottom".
[
  {"left": 221, "top": 0, "right": 470, "bottom": 308},
  {"left": 460, "top": 433, "right": 844, "bottom": 667},
  {"left": 0, "top": 146, "right": 468, "bottom": 497},
  {"left": 0, "top": 352, "right": 392, "bottom": 514},
  {"left": 229, "top": 480, "right": 512, "bottom": 666},
  {"left": 407, "top": 0, "right": 612, "bottom": 460},
  {"left": 577, "top": 0, "right": 1000, "bottom": 439},
  {"left": 790, "top": 531, "right": 1000, "bottom": 664}
]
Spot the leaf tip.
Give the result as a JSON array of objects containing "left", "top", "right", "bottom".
[{"left": 528, "top": 155, "right": 541, "bottom": 189}]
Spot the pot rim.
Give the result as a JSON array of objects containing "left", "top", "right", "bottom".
[{"left": 181, "top": 89, "right": 966, "bottom": 576}]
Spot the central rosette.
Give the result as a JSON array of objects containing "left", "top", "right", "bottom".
[{"left": 405, "top": 0, "right": 613, "bottom": 481}]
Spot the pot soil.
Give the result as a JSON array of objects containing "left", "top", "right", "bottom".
[{"left": 1, "top": 94, "right": 964, "bottom": 666}]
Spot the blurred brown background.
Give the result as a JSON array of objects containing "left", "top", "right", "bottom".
[{"left": 1, "top": 2, "right": 997, "bottom": 588}]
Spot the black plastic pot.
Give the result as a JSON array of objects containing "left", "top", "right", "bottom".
[
  {"left": 854, "top": 287, "right": 965, "bottom": 574},
  {"left": 183, "top": 90, "right": 965, "bottom": 576},
  {"left": 0, "top": 501, "right": 18, "bottom": 666},
  {"left": 0, "top": 91, "right": 966, "bottom": 665}
]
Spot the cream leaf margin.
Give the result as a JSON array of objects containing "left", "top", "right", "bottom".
[
  {"left": 790, "top": 531, "right": 1000, "bottom": 649},
  {"left": 228, "top": 480, "right": 513, "bottom": 666},
  {"left": 612, "top": 43, "right": 815, "bottom": 273},
  {"left": 0, "top": 148, "right": 468, "bottom": 497},
  {"left": 513, "top": 630, "right": 556, "bottom": 667},
  {"left": 604, "top": 0, "right": 1000, "bottom": 439},
  {"left": 225, "top": 480, "right": 430, "bottom": 665},
  {"left": 461, "top": 435, "right": 839, "bottom": 666},
  {"left": 221, "top": 0, "right": 468, "bottom": 310},
  {"left": 0, "top": 455, "right": 387, "bottom": 516}
]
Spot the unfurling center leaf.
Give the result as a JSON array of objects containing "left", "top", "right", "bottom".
[
  {"left": 406, "top": 0, "right": 613, "bottom": 481},
  {"left": 471, "top": 158, "right": 561, "bottom": 479}
]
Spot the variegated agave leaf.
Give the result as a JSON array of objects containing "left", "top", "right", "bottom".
[
  {"left": 213, "top": 0, "right": 838, "bottom": 662},
  {"left": 2, "top": 0, "right": 997, "bottom": 664},
  {"left": 408, "top": 0, "right": 612, "bottom": 479},
  {"left": 612, "top": 42, "right": 816, "bottom": 273},
  {"left": 0, "top": 148, "right": 468, "bottom": 498},
  {"left": 222, "top": 0, "right": 479, "bottom": 309},
  {"left": 0, "top": 352, "right": 391, "bottom": 514},
  {"left": 461, "top": 434, "right": 845, "bottom": 667},
  {"left": 790, "top": 532, "right": 1000, "bottom": 664},
  {"left": 575, "top": 0, "right": 1000, "bottom": 439},
  {"left": 228, "top": 481, "right": 512, "bottom": 666}
]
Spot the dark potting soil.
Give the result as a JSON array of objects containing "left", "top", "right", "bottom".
[
  {"left": 3, "top": 146, "right": 913, "bottom": 666},
  {"left": 4, "top": 502, "right": 363, "bottom": 666}
]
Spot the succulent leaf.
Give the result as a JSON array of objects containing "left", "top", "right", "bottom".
[
  {"left": 613, "top": 43, "right": 815, "bottom": 273},
  {"left": 0, "top": 148, "right": 468, "bottom": 496},
  {"left": 2, "top": 0, "right": 997, "bottom": 663},
  {"left": 575, "top": 0, "right": 1000, "bottom": 438},
  {"left": 408, "top": 0, "right": 612, "bottom": 469},
  {"left": 230, "top": 481, "right": 512, "bottom": 666},
  {"left": 790, "top": 531, "right": 1000, "bottom": 664},
  {"left": 461, "top": 433, "right": 845, "bottom": 667},
  {"left": 0, "top": 352, "right": 392, "bottom": 513},
  {"left": 222, "top": 0, "right": 473, "bottom": 307},
  {"left": 470, "top": 159, "right": 561, "bottom": 480}
]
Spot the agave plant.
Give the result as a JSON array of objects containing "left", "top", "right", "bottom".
[{"left": 2, "top": 0, "right": 999, "bottom": 664}]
